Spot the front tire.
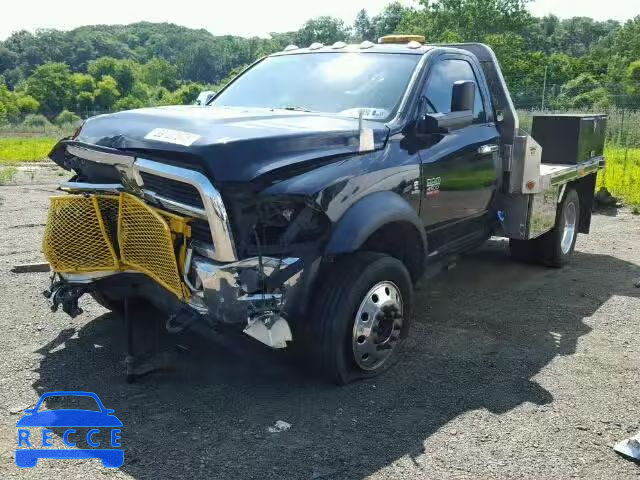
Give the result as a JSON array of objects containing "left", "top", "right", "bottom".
[{"left": 300, "top": 252, "right": 413, "bottom": 384}]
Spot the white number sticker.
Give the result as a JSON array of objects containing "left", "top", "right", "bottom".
[{"left": 144, "top": 128, "right": 201, "bottom": 146}]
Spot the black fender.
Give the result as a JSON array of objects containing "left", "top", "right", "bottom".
[
  {"left": 324, "top": 190, "right": 428, "bottom": 259},
  {"left": 285, "top": 192, "right": 427, "bottom": 318}
]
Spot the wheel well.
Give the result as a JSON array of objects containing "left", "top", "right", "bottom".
[{"left": 361, "top": 221, "right": 426, "bottom": 283}]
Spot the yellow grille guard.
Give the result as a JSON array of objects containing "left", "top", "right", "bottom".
[{"left": 43, "top": 192, "right": 192, "bottom": 300}]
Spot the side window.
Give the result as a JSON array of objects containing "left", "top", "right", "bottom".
[{"left": 422, "top": 59, "right": 486, "bottom": 124}]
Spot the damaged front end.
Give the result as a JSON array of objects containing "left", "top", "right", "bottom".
[{"left": 44, "top": 141, "right": 329, "bottom": 350}]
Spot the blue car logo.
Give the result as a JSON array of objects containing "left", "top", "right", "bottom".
[{"left": 15, "top": 391, "right": 123, "bottom": 468}]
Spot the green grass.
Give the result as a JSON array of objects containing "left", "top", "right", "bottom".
[
  {"left": 598, "top": 146, "right": 640, "bottom": 207},
  {"left": 0, "top": 138, "right": 57, "bottom": 164}
]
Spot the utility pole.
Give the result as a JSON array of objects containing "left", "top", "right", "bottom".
[{"left": 541, "top": 65, "right": 548, "bottom": 111}]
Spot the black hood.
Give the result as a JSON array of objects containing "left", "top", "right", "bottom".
[{"left": 76, "top": 106, "right": 389, "bottom": 182}]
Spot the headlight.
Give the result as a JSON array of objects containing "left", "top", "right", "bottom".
[
  {"left": 245, "top": 197, "right": 329, "bottom": 254},
  {"left": 258, "top": 198, "right": 304, "bottom": 228}
]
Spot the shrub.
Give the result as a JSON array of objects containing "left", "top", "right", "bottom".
[
  {"left": 16, "top": 95, "right": 39, "bottom": 114},
  {"left": 55, "top": 109, "right": 81, "bottom": 125},
  {"left": 22, "top": 114, "right": 51, "bottom": 128},
  {"left": 114, "top": 95, "right": 146, "bottom": 111}
]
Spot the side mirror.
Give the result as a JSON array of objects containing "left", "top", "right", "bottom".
[
  {"left": 451, "top": 80, "right": 475, "bottom": 112},
  {"left": 416, "top": 111, "right": 475, "bottom": 135},
  {"left": 415, "top": 80, "right": 476, "bottom": 135}
]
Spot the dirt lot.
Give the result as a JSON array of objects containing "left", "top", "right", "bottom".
[{"left": 0, "top": 170, "right": 639, "bottom": 480}]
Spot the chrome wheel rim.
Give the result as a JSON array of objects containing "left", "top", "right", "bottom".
[
  {"left": 352, "top": 281, "right": 403, "bottom": 371},
  {"left": 561, "top": 201, "right": 577, "bottom": 254}
]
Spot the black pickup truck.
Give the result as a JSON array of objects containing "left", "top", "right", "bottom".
[{"left": 44, "top": 36, "right": 605, "bottom": 383}]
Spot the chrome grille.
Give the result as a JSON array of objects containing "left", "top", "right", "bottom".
[{"left": 139, "top": 172, "right": 204, "bottom": 209}]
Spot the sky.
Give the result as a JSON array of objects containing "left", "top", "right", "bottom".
[{"left": 0, "top": 0, "right": 637, "bottom": 41}]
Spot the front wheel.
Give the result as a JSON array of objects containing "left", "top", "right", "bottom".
[{"left": 299, "top": 252, "right": 413, "bottom": 384}]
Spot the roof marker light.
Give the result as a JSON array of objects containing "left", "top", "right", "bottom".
[
  {"left": 283, "top": 45, "right": 299, "bottom": 51},
  {"left": 331, "top": 41, "right": 347, "bottom": 49},
  {"left": 308, "top": 42, "right": 324, "bottom": 50},
  {"left": 359, "top": 40, "right": 375, "bottom": 49},
  {"left": 406, "top": 41, "right": 422, "bottom": 49},
  {"left": 378, "top": 34, "right": 426, "bottom": 44}
]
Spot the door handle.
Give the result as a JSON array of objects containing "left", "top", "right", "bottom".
[{"left": 478, "top": 144, "right": 499, "bottom": 155}]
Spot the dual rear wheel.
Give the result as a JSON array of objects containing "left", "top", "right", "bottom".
[{"left": 509, "top": 188, "right": 580, "bottom": 267}]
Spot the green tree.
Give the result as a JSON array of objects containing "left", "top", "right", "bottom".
[
  {"left": 353, "top": 9, "right": 375, "bottom": 41},
  {"left": 401, "top": 0, "right": 533, "bottom": 42},
  {"left": 372, "top": 2, "right": 408, "bottom": 38},
  {"left": 87, "top": 57, "right": 118, "bottom": 80},
  {"left": 558, "top": 73, "right": 612, "bottom": 109},
  {"left": 0, "top": 46, "right": 18, "bottom": 74},
  {"left": 24, "top": 62, "right": 73, "bottom": 116},
  {"left": 610, "top": 16, "right": 640, "bottom": 63},
  {"left": 93, "top": 75, "right": 120, "bottom": 110},
  {"left": 114, "top": 95, "right": 146, "bottom": 111},
  {"left": 624, "top": 60, "right": 640, "bottom": 108},
  {"left": 294, "top": 16, "right": 351, "bottom": 46},
  {"left": 0, "top": 79, "right": 20, "bottom": 123},
  {"left": 141, "top": 58, "right": 178, "bottom": 90},
  {"left": 113, "top": 60, "right": 137, "bottom": 95},
  {"left": 626, "top": 60, "right": 640, "bottom": 95},
  {"left": 88, "top": 57, "right": 136, "bottom": 95},
  {"left": 76, "top": 91, "right": 95, "bottom": 113},
  {"left": 72, "top": 73, "right": 96, "bottom": 93},
  {"left": 15, "top": 94, "right": 39, "bottom": 114},
  {"left": 164, "top": 82, "right": 209, "bottom": 105}
]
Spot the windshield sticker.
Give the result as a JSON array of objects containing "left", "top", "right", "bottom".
[
  {"left": 359, "top": 127, "right": 374, "bottom": 152},
  {"left": 144, "top": 128, "right": 201, "bottom": 146},
  {"left": 338, "top": 108, "right": 389, "bottom": 121}
]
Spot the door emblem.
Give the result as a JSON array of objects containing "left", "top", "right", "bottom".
[{"left": 425, "top": 177, "right": 441, "bottom": 197}]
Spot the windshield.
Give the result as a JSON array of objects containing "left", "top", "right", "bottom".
[{"left": 211, "top": 52, "right": 421, "bottom": 122}]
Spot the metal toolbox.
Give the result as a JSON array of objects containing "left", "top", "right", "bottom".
[{"left": 531, "top": 114, "right": 607, "bottom": 165}]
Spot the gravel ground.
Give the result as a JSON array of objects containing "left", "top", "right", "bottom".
[{"left": 0, "top": 172, "right": 639, "bottom": 480}]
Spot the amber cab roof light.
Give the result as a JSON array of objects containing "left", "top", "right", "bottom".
[{"left": 377, "top": 35, "right": 426, "bottom": 45}]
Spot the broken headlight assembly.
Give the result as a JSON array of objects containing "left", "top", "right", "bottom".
[{"left": 235, "top": 196, "right": 330, "bottom": 258}]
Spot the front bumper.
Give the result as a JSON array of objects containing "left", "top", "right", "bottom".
[{"left": 43, "top": 192, "right": 305, "bottom": 348}]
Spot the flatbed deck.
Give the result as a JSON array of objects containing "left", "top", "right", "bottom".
[{"left": 540, "top": 156, "right": 605, "bottom": 187}]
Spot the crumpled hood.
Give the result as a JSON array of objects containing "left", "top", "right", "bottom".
[{"left": 76, "top": 105, "right": 389, "bottom": 182}]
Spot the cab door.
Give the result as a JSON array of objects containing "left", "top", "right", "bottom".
[{"left": 416, "top": 55, "right": 500, "bottom": 244}]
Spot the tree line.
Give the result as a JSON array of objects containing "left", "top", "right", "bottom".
[{"left": 1, "top": 0, "right": 639, "bottom": 127}]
